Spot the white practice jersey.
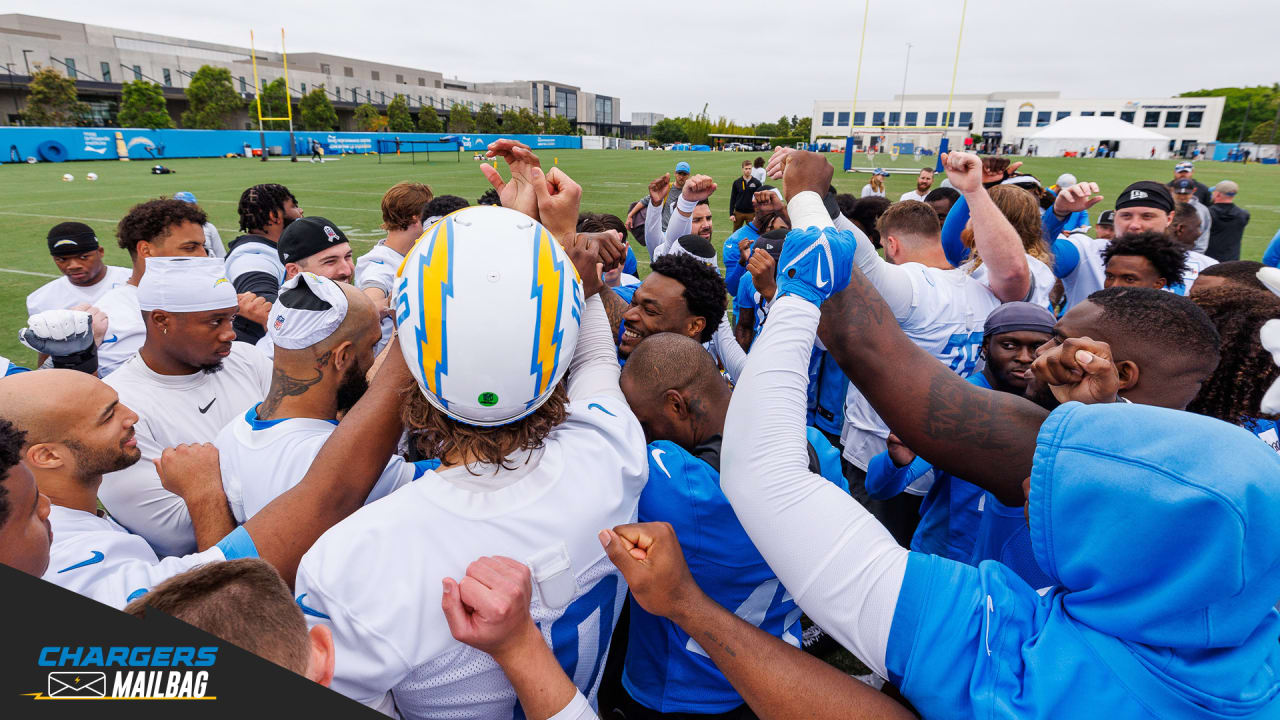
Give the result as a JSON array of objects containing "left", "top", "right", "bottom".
[
  {"left": 100, "top": 343, "right": 272, "bottom": 557},
  {"left": 215, "top": 407, "right": 432, "bottom": 523},
  {"left": 42, "top": 505, "right": 252, "bottom": 609},
  {"left": 203, "top": 223, "right": 226, "bottom": 259},
  {"left": 1179, "top": 250, "right": 1218, "bottom": 293},
  {"left": 26, "top": 266, "right": 131, "bottom": 317},
  {"left": 1058, "top": 232, "right": 1108, "bottom": 311},
  {"left": 293, "top": 392, "right": 647, "bottom": 719},
  {"left": 225, "top": 237, "right": 286, "bottom": 287},
  {"left": 355, "top": 243, "right": 404, "bottom": 352},
  {"left": 93, "top": 284, "right": 146, "bottom": 376},
  {"left": 899, "top": 190, "right": 928, "bottom": 202},
  {"left": 967, "top": 254, "right": 1056, "bottom": 311},
  {"left": 841, "top": 265, "right": 1000, "bottom": 469}
]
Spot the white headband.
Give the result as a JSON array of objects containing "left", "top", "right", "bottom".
[
  {"left": 138, "top": 257, "right": 237, "bottom": 312},
  {"left": 268, "top": 272, "right": 350, "bottom": 350}
]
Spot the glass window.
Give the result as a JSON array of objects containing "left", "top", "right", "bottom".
[
  {"left": 239, "top": 76, "right": 246, "bottom": 93},
  {"left": 1186, "top": 111, "right": 1203, "bottom": 128},
  {"left": 959, "top": 111, "right": 972, "bottom": 127},
  {"left": 1056, "top": 111, "right": 1070, "bottom": 120},
  {"left": 418, "top": 77, "right": 425, "bottom": 87},
  {"left": 983, "top": 107, "right": 1003, "bottom": 127},
  {"left": 1100, "top": 111, "right": 1115, "bottom": 117},
  {"left": 1080, "top": 111, "right": 1094, "bottom": 116},
  {"left": 65, "top": 58, "right": 76, "bottom": 78},
  {"left": 162, "top": 68, "right": 171, "bottom": 86},
  {"left": 1036, "top": 111, "right": 1051, "bottom": 126},
  {"left": 905, "top": 111, "right": 918, "bottom": 126},
  {"left": 555, "top": 88, "right": 577, "bottom": 120},
  {"left": 1144, "top": 111, "right": 1160, "bottom": 127},
  {"left": 1120, "top": 111, "right": 1135, "bottom": 123},
  {"left": 343, "top": 66, "right": 353, "bottom": 78},
  {"left": 822, "top": 111, "right": 834, "bottom": 126},
  {"left": 320, "top": 63, "right": 330, "bottom": 75},
  {"left": 371, "top": 70, "right": 380, "bottom": 81},
  {"left": 300, "top": 82, "right": 306, "bottom": 94},
  {"left": 888, "top": 111, "right": 899, "bottom": 126},
  {"left": 543, "top": 86, "right": 550, "bottom": 112},
  {"left": 396, "top": 73, "right": 404, "bottom": 84},
  {"left": 1017, "top": 111, "right": 1032, "bottom": 127},
  {"left": 837, "top": 111, "right": 850, "bottom": 126},
  {"left": 100, "top": 62, "right": 111, "bottom": 83},
  {"left": 853, "top": 111, "right": 866, "bottom": 125},
  {"left": 1164, "top": 111, "right": 1181, "bottom": 128},
  {"left": 925, "top": 111, "right": 939, "bottom": 126},
  {"left": 872, "top": 111, "right": 885, "bottom": 126}
]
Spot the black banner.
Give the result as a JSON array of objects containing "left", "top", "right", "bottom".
[{"left": 0, "top": 564, "right": 381, "bottom": 718}]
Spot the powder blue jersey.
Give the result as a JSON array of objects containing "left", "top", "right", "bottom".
[
  {"left": 806, "top": 348, "right": 847, "bottom": 437},
  {"left": 624, "top": 430, "right": 846, "bottom": 713}
]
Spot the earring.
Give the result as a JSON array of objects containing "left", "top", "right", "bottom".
[{"left": 162, "top": 327, "right": 168, "bottom": 335}]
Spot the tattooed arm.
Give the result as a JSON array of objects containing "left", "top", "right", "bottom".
[{"left": 816, "top": 268, "right": 1046, "bottom": 506}]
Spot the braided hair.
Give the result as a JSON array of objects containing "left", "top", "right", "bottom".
[
  {"left": 1187, "top": 285, "right": 1280, "bottom": 425},
  {"left": 237, "top": 184, "right": 297, "bottom": 233}
]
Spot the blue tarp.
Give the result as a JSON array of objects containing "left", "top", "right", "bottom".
[{"left": 0, "top": 127, "right": 582, "bottom": 163}]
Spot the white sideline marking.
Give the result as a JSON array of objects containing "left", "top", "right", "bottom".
[{"left": 0, "top": 267, "right": 57, "bottom": 278}]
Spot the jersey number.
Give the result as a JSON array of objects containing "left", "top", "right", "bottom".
[
  {"left": 685, "top": 579, "right": 803, "bottom": 657},
  {"left": 513, "top": 575, "right": 618, "bottom": 720},
  {"left": 941, "top": 331, "right": 984, "bottom": 377}
]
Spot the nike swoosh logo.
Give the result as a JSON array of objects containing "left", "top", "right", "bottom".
[
  {"left": 295, "top": 594, "right": 330, "bottom": 619},
  {"left": 102, "top": 334, "right": 118, "bottom": 344},
  {"left": 650, "top": 448, "right": 671, "bottom": 478},
  {"left": 815, "top": 259, "right": 828, "bottom": 288},
  {"left": 198, "top": 398, "right": 216, "bottom": 414},
  {"left": 587, "top": 402, "right": 616, "bottom": 417},
  {"left": 58, "top": 550, "right": 104, "bottom": 573}
]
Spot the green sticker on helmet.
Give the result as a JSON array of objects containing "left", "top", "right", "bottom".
[{"left": 478, "top": 392, "right": 499, "bottom": 407}]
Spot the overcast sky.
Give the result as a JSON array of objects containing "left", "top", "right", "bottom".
[{"left": 6, "top": 1, "right": 1275, "bottom": 122}]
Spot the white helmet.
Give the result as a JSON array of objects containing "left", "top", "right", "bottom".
[{"left": 395, "top": 206, "right": 583, "bottom": 426}]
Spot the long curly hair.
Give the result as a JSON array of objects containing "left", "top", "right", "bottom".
[
  {"left": 1187, "top": 285, "right": 1280, "bottom": 425},
  {"left": 963, "top": 184, "right": 1052, "bottom": 272},
  {"left": 401, "top": 381, "right": 568, "bottom": 472}
]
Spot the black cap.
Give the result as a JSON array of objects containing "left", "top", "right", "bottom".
[
  {"left": 1169, "top": 178, "right": 1196, "bottom": 195},
  {"left": 1115, "top": 181, "right": 1174, "bottom": 213},
  {"left": 757, "top": 228, "right": 787, "bottom": 260},
  {"left": 47, "top": 221, "right": 99, "bottom": 256},
  {"left": 278, "top": 216, "right": 349, "bottom": 264},
  {"left": 1097, "top": 210, "right": 1115, "bottom": 227},
  {"left": 674, "top": 234, "right": 716, "bottom": 260}
]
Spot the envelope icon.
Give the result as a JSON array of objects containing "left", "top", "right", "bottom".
[{"left": 47, "top": 671, "right": 106, "bottom": 698}]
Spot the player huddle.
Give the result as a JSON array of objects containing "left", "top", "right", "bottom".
[{"left": 1, "top": 140, "right": 1280, "bottom": 720}]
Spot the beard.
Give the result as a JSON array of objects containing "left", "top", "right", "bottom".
[
  {"left": 66, "top": 436, "right": 139, "bottom": 480},
  {"left": 200, "top": 361, "right": 224, "bottom": 375},
  {"left": 335, "top": 363, "right": 369, "bottom": 413}
]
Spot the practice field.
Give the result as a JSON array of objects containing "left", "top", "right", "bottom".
[{"left": 0, "top": 149, "right": 1275, "bottom": 364}]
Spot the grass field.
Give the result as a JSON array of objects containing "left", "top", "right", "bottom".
[{"left": 1, "top": 149, "right": 1276, "bottom": 364}]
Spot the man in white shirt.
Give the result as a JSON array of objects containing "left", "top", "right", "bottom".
[
  {"left": 173, "top": 192, "right": 226, "bottom": 259},
  {"left": 898, "top": 167, "right": 935, "bottom": 203},
  {"left": 279, "top": 217, "right": 355, "bottom": 284},
  {"left": 26, "top": 222, "right": 130, "bottom": 317},
  {"left": 216, "top": 273, "right": 421, "bottom": 523},
  {"left": 94, "top": 199, "right": 215, "bottom": 376},
  {"left": 355, "top": 182, "right": 433, "bottom": 353},
  {"left": 293, "top": 167, "right": 647, "bottom": 717},
  {"left": 101, "top": 257, "right": 271, "bottom": 557}
]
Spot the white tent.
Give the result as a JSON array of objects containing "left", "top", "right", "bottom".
[{"left": 1025, "top": 116, "right": 1173, "bottom": 160}]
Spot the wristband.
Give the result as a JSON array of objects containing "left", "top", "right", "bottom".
[
  {"left": 676, "top": 195, "right": 699, "bottom": 215},
  {"left": 50, "top": 346, "right": 98, "bottom": 375}
]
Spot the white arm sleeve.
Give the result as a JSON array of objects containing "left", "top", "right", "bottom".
[
  {"left": 643, "top": 199, "right": 664, "bottom": 258},
  {"left": 720, "top": 295, "right": 909, "bottom": 679},
  {"left": 792, "top": 194, "right": 915, "bottom": 320},
  {"left": 546, "top": 691, "right": 598, "bottom": 720},
  {"left": 203, "top": 223, "right": 226, "bottom": 259},
  {"left": 652, "top": 195, "right": 695, "bottom": 259},
  {"left": 565, "top": 294, "right": 623, "bottom": 403},
  {"left": 710, "top": 313, "right": 747, "bottom": 384}
]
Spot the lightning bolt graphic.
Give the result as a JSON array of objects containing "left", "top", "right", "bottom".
[
  {"left": 529, "top": 227, "right": 567, "bottom": 401},
  {"left": 416, "top": 219, "right": 454, "bottom": 403}
]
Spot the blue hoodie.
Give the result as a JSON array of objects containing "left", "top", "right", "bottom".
[{"left": 886, "top": 402, "right": 1280, "bottom": 718}]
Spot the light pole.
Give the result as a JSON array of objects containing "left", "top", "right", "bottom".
[{"left": 898, "top": 43, "right": 912, "bottom": 125}]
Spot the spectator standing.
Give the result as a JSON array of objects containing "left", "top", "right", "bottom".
[
  {"left": 860, "top": 168, "right": 888, "bottom": 198},
  {"left": 898, "top": 168, "right": 935, "bottom": 202},
  {"left": 1206, "top": 180, "right": 1250, "bottom": 262},
  {"left": 1170, "top": 161, "right": 1212, "bottom": 205},
  {"left": 729, "top": 160, "right": 762, "bottom": 231},
  {"left": 1170, "top": 178, "right": 1212, "bottom": 253}
]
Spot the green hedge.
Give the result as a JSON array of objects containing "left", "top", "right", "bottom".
[{"left": 769, "top": 135, "right": 806, "bottom": 148}]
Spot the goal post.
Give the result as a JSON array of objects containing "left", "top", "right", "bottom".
[{"left": 840, "top": 128, "right": 948, "bottom": 172}]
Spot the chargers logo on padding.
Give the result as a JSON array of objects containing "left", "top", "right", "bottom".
[
  {"left": 529, "top": 227, "right": 569, "bottom": 401},
  {"left": 416, "top": 219, "right": 454, "bottom": 404}
]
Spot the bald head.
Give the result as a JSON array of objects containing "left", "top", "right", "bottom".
[
  {"left": 0, "top": 370, "right": 110, "bottom": 443},
  {"left": 620, "top": 333, "right": 730, "bottom": 448}
]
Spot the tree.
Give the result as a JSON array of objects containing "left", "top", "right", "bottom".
[
  {"left": 299, "top": 86, "right": 338, "bottom": 131},
  {"left": 19, "top": 65, "right": 88, "bottom": 126},
  {"left": 1250, "top": 120, "right": 1278, "bottom": 144},
  {"left": 417, "top": 105, "right": 441, "bottom": 132},
  {"left": 650, "top": 117, "right": 689, "bottom": 144},
  {"left": 543, "top": 114, "right": 572, "bottom": 135},
  {"left": 256, "top": 77, "right": 293, "bottom": 130},
  {"left": 387, "top": 94, "right": 414, "bottom": 132},
  {"left": 354, "top": 103, "right": 382, "bottom": 131},
  {"left": 182, "top": 65, "right": 242, "bottom": 129},
  {"left": 1181, "top": 85, "right": 1280, "bottom": 142},
  {"left": 503, "top": 107, "right": 538, "bottom": 134},
  {"left": 117, "top": 79, "right": 172, "bottom": 129},
  {"left": 776, "top": 115, "right": 792, "bottom": 135},
  {"left": 794, "top": 116, "right": 812, "bottom": 139},
  {"left": 474, "top": 103, "right": 500, "bottom": 133},
  {"left": 448, "top": 103, "right": 475, "bottom": 132},
  {"left": 754, "top": 122, "right": 780, "bottom": 137}
]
